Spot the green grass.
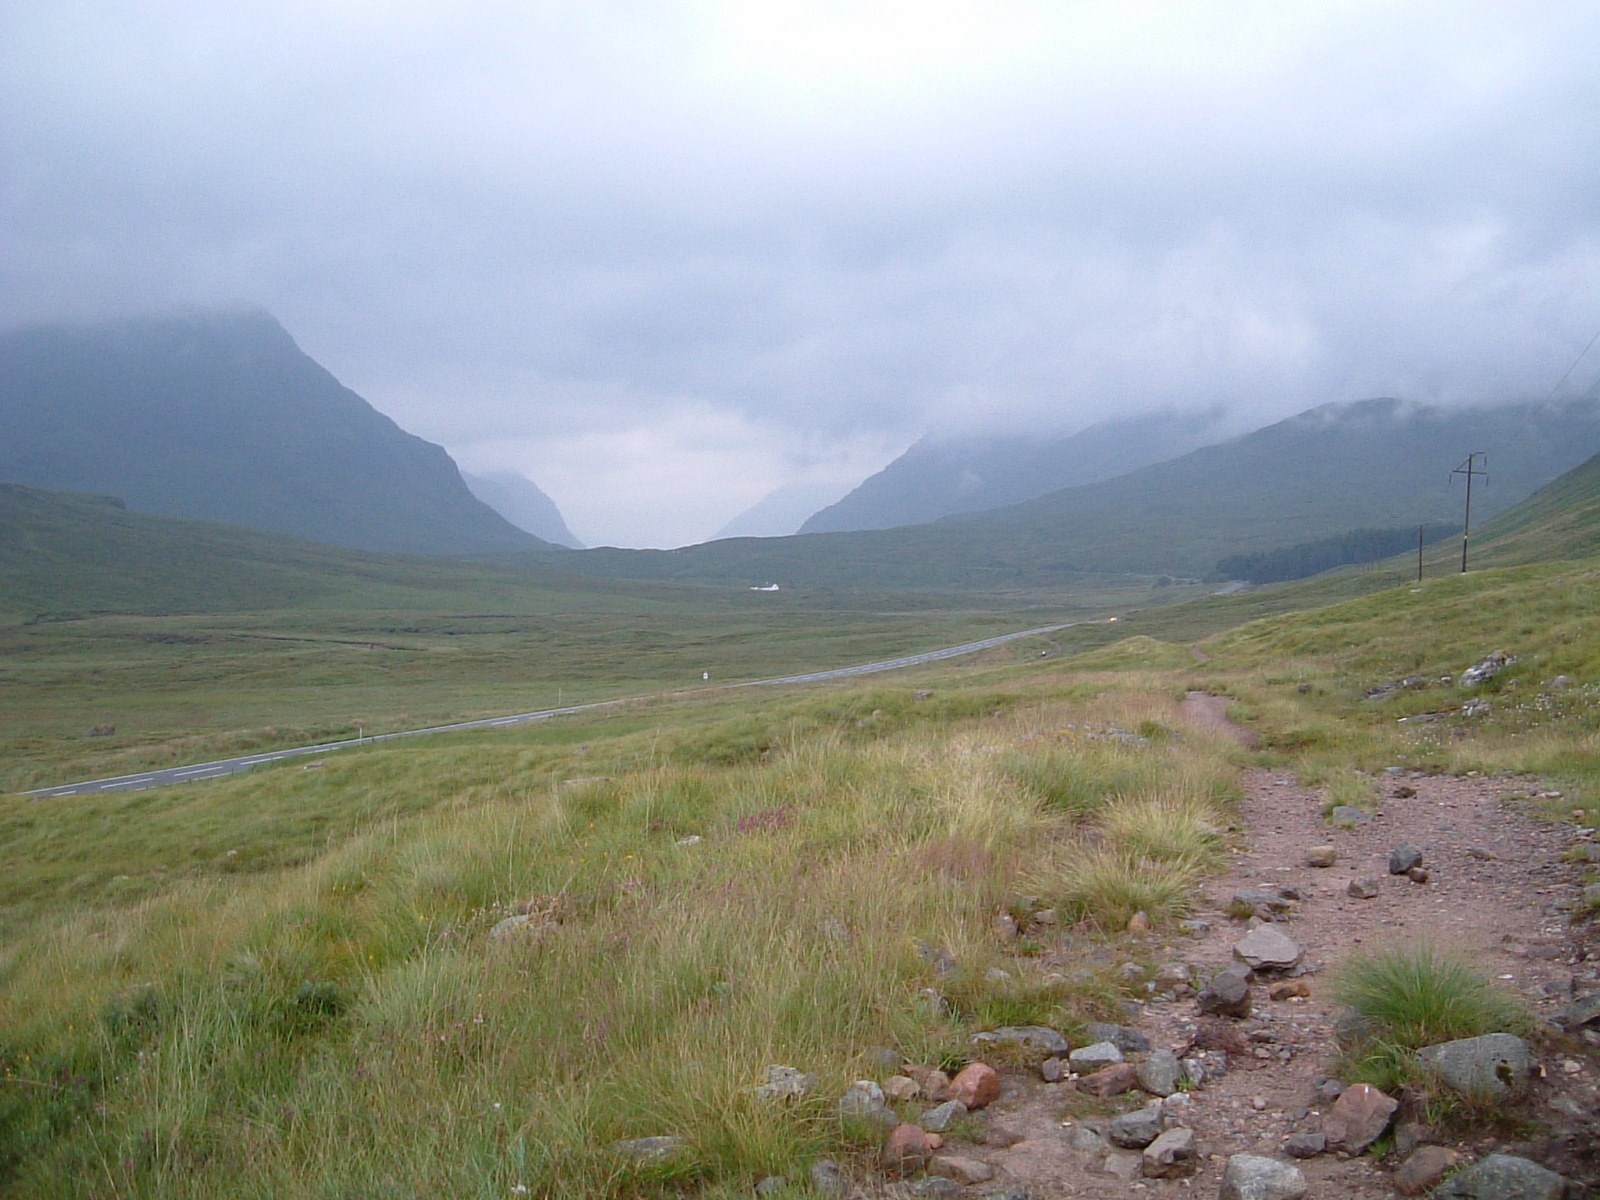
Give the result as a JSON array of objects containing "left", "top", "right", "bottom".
[
  {"left": 0, "top": 677, "right": 1243, "bottom": 1197},
  {"left": 9, "top": 458, "right": 1600, "bottom": 1193},
  {"left": 1333, "top": 942, "right": 1532, "bottom": 1097}
]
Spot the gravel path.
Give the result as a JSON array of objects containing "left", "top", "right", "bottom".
[{"left": 896, "top": 754, "right": 1600, "bottom": 1198}]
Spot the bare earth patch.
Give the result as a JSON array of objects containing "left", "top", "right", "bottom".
[{"left": 897, "top": 754, "right": 1599, "bottom": 1198}]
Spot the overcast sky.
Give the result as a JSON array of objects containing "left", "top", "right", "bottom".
[{"left": 4, "top": 2, "right": 1599, "bottom": 547}]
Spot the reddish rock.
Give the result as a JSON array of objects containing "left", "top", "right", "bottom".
[
  {"left": 1322, "top": 1083, "right": 1398, "bottom": 1153},
  {"left": 985, "top": 1122, "right": 1025, "bottom": 1148},
  {"left": 1269, "top": 979, "right": 1311, "bottom": 1001},
  {"left": 881, "top": 1124, "right": 935, "bottom": 1176},
  {"left": 1393, "top": 1146, "right": 1464, "bottom": 1196},
  {"left": 1078, "top": 1062, "right": 1140, "bottom": 1097},
  {"left": 947, "top": 1063, "right": 1001, "bottom": 1110}
]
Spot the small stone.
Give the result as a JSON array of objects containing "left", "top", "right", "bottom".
[
  {"left": 1138, "top": 1049, "right": 1184, "bottom": 1097},
  {"left": 1033, "top": 908, "right": 1059, "bottom": 925},
  {"left": 1392, "top": 1146, "right": 1465, "bottom": 1196},
  {"left": 1268, "top": 979, "right": 1310, "bottom": 1001},
  {"left": 1083, "top": 1023, "right": 1152, "bottom": 1054},
  {"left": 947, "top": 1063, "right": 1001, "bottom": 1110},
  {"left": 1154, "top": 962, "right": 1194, "bottom": 991},
  {"left": 909, "top": 1179, "right": 964, "bottom": 1200},
  {"left": 1233, "top": 925, "right": 1303, "bottom": 971},
  {"left": 1393, "top": 784, "right": 1417, "bottom": 798},
  {"left": 1142, "top": 1127, "right": 1198, "bottom": 1178},
  {"left": 1233, "top": 889, "right": 1295, "bottom": 914},
  {"left": 1389, "top": 845, "right": 1424, "bottom": 874},
  {"left": 1128, "top": 910, "right": 1151, "bottom": 933},
  {"left": 1311, "top": 1078, "right": 1345, "bottom": 1105},
  {"left": 1329, "top": 805, "right": 1372, "bottom": 828},
  {"left": 488, "top": 913, "right": 558, "bottom": 942},
  {"left": 1282, "top": 1132, "right": 1324, "bottom": 1159},
  {"left": 1179, "top": 918, "right": 1213, "bottom": 936},
  {"left": 882, "top": 1124, "right": 936, "bottom": 1177},
  {"left": 970, "top": 1025, "right": 1071, "bottom": 1061},
  {"left": 919, "top": 1100, "right": 968, "bottom": 1133},
  {"left": 1416, "top": 1033, "right": 1533, "bottom": 1097},
  {"left": 1062, "top": 1124, "right": 1111, "bottom": 1154},
  {"left": 904, "top": 1065, "right": 952, "bottom": 1101},
  {"left": 609, "top": 1136, "right": 688, "bottom": 1164},
  {"left": 754, "top": 1175, "right": 790, "bottom": 1196},
  {"left": 1103, "top": 1151, "right": 1143, "bottom": 1182},
  {"left": 1218, "top": 1154, "right": 1307, "bottom": 1200},
  {"left": 929, "top": 1155, "right": 995, "bottom": 1185},
  {"left": 1347, "top": 877, "right": 1381, "bottom": 899},
  {"left": 1040, "top": 1057, "right": 1067, "bottom": 1083},
  {"left": 1078, "top": 1062, "right": 1141, "bottom": 1097},
  {"left": 884, "top": 1075, "right": 922, "bottom": 1102},
  {"left": 985, "top": 967, "right": 1014, "bottom": 986},
  {"left": 1197, "top": 964, "right": 1253, "bottom": 1017},
  {"left": 1305, "top": 845, "right": 1337, "bottom": 868},
  {"left": 1408, "top": 866, "right": 1430, "bottom": 884},
  {"left": 1433, "top": 1154, "right": 1565, "bottom": 1200},
  {"left": 1322, "top": 1083, "right": 1397, "bottom": 1153},
  {"left": 753, "top": 1065, "right": 820, "bottom": 1102},
  {"left": 994, "top": 911, "right": 1020, "bottom": 941},
  {"left": 985, "top": 1123, "right": 1025, "bottom": 1149},
  {"left": 839, "top": 1081, "right": 897, "bottom": 1133},
  {"left": 809, "top": 1158, "right": 846, "bottom": 1194},
  {"left": 1555, "top": 993, "right": 1600, "bottom": 1030},
  {"left": 1069, "top": 1041, "right": 1125, "bottom": 1072},
  {"left": 1109, "top": 1106, "right": 1165, "bottom": 1149}
]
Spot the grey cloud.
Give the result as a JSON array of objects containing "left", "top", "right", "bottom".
[{"left": 4, "top": 1, "right": 1599, "bottom": 545}]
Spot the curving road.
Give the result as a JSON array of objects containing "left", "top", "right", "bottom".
[{"left": 22, "top": 622, "right": 1082, "bottom": 799}]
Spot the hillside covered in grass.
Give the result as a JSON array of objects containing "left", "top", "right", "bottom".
[
  {"left": 4, "top": 544, "right": 1599, "bottom": 1194},
  {"left": 550, "top": 396, "right": 1600, "bottom": 590}
]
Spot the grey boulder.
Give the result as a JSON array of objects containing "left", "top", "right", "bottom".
[
  {"left": 1433, "top": 1154, "right": 1566, "bottom": 1200},
  {"left": 1417, "top": 1034, "right": 1533, "bottom": 1098}
]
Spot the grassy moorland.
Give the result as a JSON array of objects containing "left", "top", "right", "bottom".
[
  {"left": 4, "top": 458, "right": 1600, "bottom": 1196},
  {"left": 2, "top": 484, "right": 1201, "bottom": 793},
  {"left": 3, "top": 553, "right": 1599, "bottom": 1196}
]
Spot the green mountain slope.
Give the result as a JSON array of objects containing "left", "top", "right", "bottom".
[
  {"left": 551, "top": 396, "right": 1600, "bottom": 589},
  {"left": 0, "top": 483, "right": 544, "bottom": 619},
  {"left": 0, "top": 310, "right": 543, "bottom": 557},
  {"left": 1456, "top": 450, "right": 1600, "bottom": 567},
  {"left": 799, "top": 408, "right": 1229, "bottom": 533}
]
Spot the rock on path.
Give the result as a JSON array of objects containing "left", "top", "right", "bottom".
[{"left": 899, "top": 768, "right": 1597, "bottom": 1199}]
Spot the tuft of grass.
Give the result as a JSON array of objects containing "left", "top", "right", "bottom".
[
  {"left": 1048, "top": 848, "right": 1198, "bottom": 930},
  {"left": 1334, "top": 942, "right": 1529, "bottom": 1049},
  {"left": 1333, "top": 942, "right": 1531, "bottom": 1100},
  {"left": 1098, "top": 793, "right": 1226, "bottom": 869}
]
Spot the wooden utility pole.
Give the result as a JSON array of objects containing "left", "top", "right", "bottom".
[
  {"left": 1417, "top": 524, "right": 1425, "bottom": 582},
  {"left": 1451, "top": 453, "right": 1488, "bottom": 573}
]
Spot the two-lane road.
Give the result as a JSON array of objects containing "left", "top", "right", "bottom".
[{"left": 22, "top": 622, "right": 1082, "bottom": 799}]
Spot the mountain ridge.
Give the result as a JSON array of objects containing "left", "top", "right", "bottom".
[
  {"left": 799, "top": 408, "right": 1232, "bottom": 533},
  {"left": 0, "top": 309, "right": 546, "bottom": 557}
]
